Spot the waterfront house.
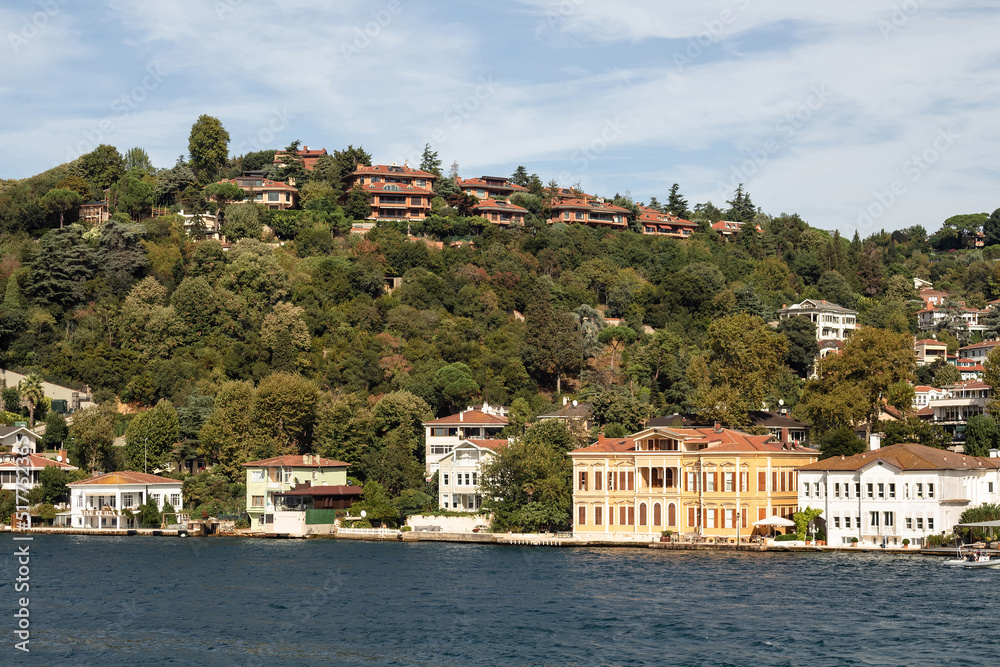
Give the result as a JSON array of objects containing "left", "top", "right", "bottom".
[
  {"left": 923, "top": 380, "right": 991, "bottom": 448},
  {"left": 243, "top": 454, "right": 351, "bottom": 532},
  {"left": 423, "top": 404, "right": 508, "bottom": 476},
  {"left": 0, "top": 452, "right": 77, "bottom": 491},
  {"left": 0, "top": 425, "right": 39, "bottom": 454},
  {"left": 66, "top": 471, "right": 183, "bottom": 529},
  {"left": 796, "top": 442, "right": 1000, "bottom": 547},
  {"left": 570, "top": 425, "right": 819, "bottom": 540},
  {"left": 912, "top": 385, "right": 947, "bottom": 411},
  {"left": 436, "top": 439, "right": 506, "bottom": 511}
]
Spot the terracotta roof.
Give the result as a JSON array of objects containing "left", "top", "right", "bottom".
[
  {"left": 242, "top": 455, "right": 350, "bottom": 468},
  {"left": 747, "top": 410, "right": 809, "bottom": 429},
  {"left": 215, "top": 177, "right": 296, "bottom": 191},
  {"left": 915, "top": 406, "right": 934, "bottom": 416},
  {"left": 472, "top": 198, "right": 527, "bottom": 212},
  {"left": 573, "top": 437, "right": 636, "bottom": 454},
  {"left": 549, "top": 198, "right": 630, "bottom": 213},
  {"left": 798, "top": 442, "right": 991, "bottom": 472},
  {"left": 424, "top": 409, "right": 508, "bottom": 426},
  {"left": 913, "top": 386, "right": 942, "bottom": 392},
  {"left": 466, "top": 439, "right": 509, "bottom": 451},
  {"left": 457, "top": 177, "right": 528, "bottom": 192},
  {"left": 572, "top": 427, "right": 816, "bottom": 455},
  {"left": 69, "top": 471, "right": 179, "bottom": 486},
  {"left": 0, "top": 454, "right": 77, "bottom": 470},
  {"left": 914, "top": 339, "right": 945, "bottom": 346},
  {"left": 538, "top": 402, "right": 593, "bottom": 420},
  {"left": 959, "top": 340, "right": 1000, "bottom": 351},
  {"left": 274, "top": 485, "right": 363, "bottom": 497},
  {"left": 352, "top": 164, "right": 435, "bottom": 178},
  {"left": 360, "top": 182, "right": 433, "bottom": 194}
]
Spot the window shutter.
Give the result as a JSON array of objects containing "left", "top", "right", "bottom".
[
  {"left": 688, "top": 507, "right": 695, "bottom": 527},
  {"left": 713, "top": 472, "right": 718, "bottom": 492},
  {"left": 628, "top": 471, "right": 634, "bottom": 491},
  {"left": 741, "top": 511, "right": 747, "bottom": 528},
  {"left": 703, "top": 471, "right": 708, "bottom": 490},
  {"left": 758, "top": 471, "right": 766, "bottom": 492},
  {"left": 578, "top": 506, "right": 586, "bottom": 526}
]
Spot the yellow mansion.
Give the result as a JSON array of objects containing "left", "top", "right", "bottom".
[{"left": 570, "top": 425, "right": 819, "bottom": 539}]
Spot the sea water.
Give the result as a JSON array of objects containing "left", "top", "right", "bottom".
[{"left": 4, "top": 535, "right": 996, "bottom": 665}]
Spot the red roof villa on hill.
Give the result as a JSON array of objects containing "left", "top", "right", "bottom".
[
  {"left": 549, "top": 198, "right": 629, "bottom": 229},
  {"left": 472, "top": 198, "right": 527, "bottom": 226},
  {"left": 422, "top": 404, "right": 509, "bottom": 475},
  {"left": 213, "top": 175, "right": 297, "bottom": 210},
  {"left": 346, "top": 163, "right": 437, "bottom": 222},
  {"left": 272, "top": 145, "right": 327, "bottom": 171},
  {"left": 457, "top": 176, "right": 528, "bottom": 199},
  {"left": 638, "top": 206, "right": 697, "bottom": 238}
]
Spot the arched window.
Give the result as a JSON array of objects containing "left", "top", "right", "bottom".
[
  {"left": 653, "top": 502, "right": 662, "bottom": 526},
  {"left": 639, "top": 503, "right": 647, "bottom": 526},
  {"left": 667, "top": 503, "right": 676, "bottom": 526}
]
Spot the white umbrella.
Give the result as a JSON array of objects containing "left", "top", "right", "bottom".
[{"left": 753, "top": 516, "right": 795, "bottom": 527}]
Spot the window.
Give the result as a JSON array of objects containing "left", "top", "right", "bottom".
[
  {"left": 724, "top": 509, "right": 735, "bottom": 528},
  {"left": 927, "top": 483, "right": 934, "bottom": 498},
  {"left": 464, "top": 473, "right": 471, "bottom": 486},
  {"left": 905, "top": 517, "right": 912, "bottom": 529},
  {"left": 170, "top": 494, "right": 181, "bottom": 507},
  {"left": 442, "top": 473, "right": 449, "bottom": 486},
  {"left": 916, "top": 517, "right": 923, "bottom": 529},
  {"left": 990, "top": 482, "right": 995, "bottom": 493},
  {"left": 251, "top": 495, "right": 264, "bottom": 507},
  {"left": 834, "top": 516, "right": 840, "bottom": 528},
  {"left": 855, "top": 483, "right": 861, "bottom": 498},
  {"left": 268, "top": 192, "right": 279, "bottom": 201},
  {"left": 834, "top": 483, "right": 841, "bottom": 498},
  {"left": 740, "top": 472, "right": 748, "bottom": 492},
  {"left": 255, "top": 193, "right": 263, "bottom": 201},
  {"left": 705, "top": 473, "right": 715, "bottom": 492},
  {"left": 883, "top": 512, "right": 894, "bottom": 527},
  {"left": 803, "top": 483, "right": 810, "bottom": 498},
  {"left": 431, "top": 427, "right": 448, "bottom": 437},
  {"left": 595, "top": 471, "right": 602, "bottom": 491},
  {"left": 578, "top": 506, "right": 586, "bottom": 526},
  {"left": 442, "top": 495, "right": 450, "bottom": 509},
  {"left": 904, "top": 484, "right": 909, "bottom": 499},
  {"left": 251, "top": 470, "right": 266, "bottom": 483},
  {"left": 844, "top": 516, "right": 851, "bottom": 529},
  {"left": 878, "top": 483, "right": 884, "bottom": 499},
  {"left": 687, "top": 472, "right": 697, "bottom": 492},
  {"left": 75, "top": 494, "right": 82, "bottom": 508},
  {"left": 916, "top": 483, "right": 923, "bottom": 498},
  {"left": 608, "top": 472, "right": 615, "bottom": 491},
  {"left": 928, "top": 517, "right": 934, "bottom": 529},
  {"left": 706, "top": 510, "right": 716, "bottom": 528},
  {"left": 814, "top": 482, "right": 820, "bottom": 497},
  {"left": 888, "top": 484, "right": 895, "bottom": 499},
  {"left": 866, "top": 483, "right": 874, "bottom": 498},
  {"left": 595, "top": 506, "right": 602, "bottom": 525},
  {"left": 283, "top": 470, "right": 291, "bottom": 484},
  {"left": 472, "top": 472, "right": 478, "bottom": 486},
  {"left": 724, "top": 472, "right": 734, "bottom": 492},
  {"left": 151, "top": 494, "right": 161, "bottom": 507},
  {"left": 870, "top": 512, "right": 880, "bottom": 528}
]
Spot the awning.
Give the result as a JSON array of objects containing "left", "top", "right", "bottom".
[
  {"left": 753, "top": 516, "right": 795, "bottom": 527},
  {"left": 956, "top": 520, "right": 1000, "bottom": 527}
]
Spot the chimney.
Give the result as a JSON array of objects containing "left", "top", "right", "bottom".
[
  {"left": 781, "top": 427, "right": 789, "bottom": 443},
  {"left": 868, "top": 432, "right": 882, "bottom": 451},
  {"left": 714, "top": 422, "right": 722, "bottom": 433},
  {"left": 460, "top": 411, "right": 464, "bottom": 422},
  {"left": 58, "top": 448, "right": 68, "bottom": 463},
  {"left": 303, "top": 454, "right": 312, "bottom": 464}
]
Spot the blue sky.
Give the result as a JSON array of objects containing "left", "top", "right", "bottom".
[{"left": 2, "top": 0, "right": 999, "bottom": 236}]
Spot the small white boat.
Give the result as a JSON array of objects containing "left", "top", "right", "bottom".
[{"left": 957, "top": 557, "right": 1000, "bottom": 569}]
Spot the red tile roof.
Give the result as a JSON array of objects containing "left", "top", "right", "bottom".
[
  {"left": 274, "top": 485, "right": 363, "bottom": 497},
  {"left": 215, "top": 177, "right": 296, "bottom": 192},
  {"left": 69, "top": 471, "right": 179, "bottom": 486},
  {"left": 798, "top": 442, "right": 992, "bottom": 472},
  {"left": 457, "top": 177, "right": 528, "bottom": 192},
  {"left": 242, "top": 455, "right": 350, "bottom": 468},
  {"left": 360, "top": 182, "right": 433, "bottom": 194},
  {"left": 466, "top": 439, "right": 509, "bottom": 451},
  {"left": 352, "top": 164, "right": 436, "bottom": 178},
  {"left": 0, "top": 454, "right": 78, "bottom": 471},
  {"left": 571, "top": 427, "right": 816, "bottom": 455},
  {"left": 472, "top": 198, "right": 527, "bottom": 212},
  {"left": 424, "top": 409, "right": 508, "bottom": 426}
]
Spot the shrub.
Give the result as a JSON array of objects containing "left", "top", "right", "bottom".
[
  {"left": 400, "top": 526, "right": 412, "bottom": 532},
  {"left": 902, "top": 538, "right": 910, "bottom": 546},
  {"left": 774, "top": 534, "right": 799, "bottom": 542},
  {"left": 851, "top": 537, "right": 859, "bottom": 543},
  {"left": 234, "top": 518, "right": 250, "bottom": 529}
]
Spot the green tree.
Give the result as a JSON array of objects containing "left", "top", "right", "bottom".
[
  {"left": 985, "top": 208, "right": 1000, "bottom": 247},
  {"left": 523, "top": 299, "right": 585, "bottom": 393},
  {"left": 777, "top": 315, "right": 819, "bottom": 378},
  {"left": 963, "top": 414, "right": 998, "bottom": 457},
  {"left": 253, "top": 372, "right": 319, "bottom": 458},
  {"left": 725, "top": 183, "right": 755, "bottom": 222},
  {"left": 433, "top": 363, "right": 480, "bottom": 412},
  {"left": 199, "top": 381, "right": 258, "bottom": 480},
  {"left": 881, "top": 416, "right": 950, "bottom": 450},
  {"left": 17, "top": 373, "right": 44, "bottom": 427},
  {"left": 479, "top": 438, "right": 570, "bottom": 532},
  {"left": 817, "top": 426, "right": 866, "bottom": 459},
  {"left": 800, "top": 327, "right": 915, "bottom": 439},
  {"left": 597, "top": 325, "right": 637, "bottom": 375},
  {"left": 419, "top": 143, "right": 442, "bottom": 177},
  {"left": 666, "top": 183, "right": 690, "bottom": 218},
  {"left": 124, "top": 399, "right": 179, "bottom": 472},
  {"left": 123, "top": 147, "right": 154, "bottom": 174},
  {"left": 75, "top": 144, "right": 125, "bottom": 190},
  {"left": 344, "top": 183, "right": 372, "bottom": 220},
  {"left": 349, "top": 480, "right": 400, "bottom": 526},
  {"left": 220, "top": 203, "right": 263, "bottom": 242},
  {"left": 41, "top": 411, "right": 68, "bottom": 450},
  {"left": 691, "top": 314, "right": 788, "bottom": 430},
  {"left": 275, "top": 140, "right": 308, "bottom": 186},
  {"left": 40, "top": 188, "right": 83, "bottom": 228},
  {"left": 36, "top": 466, "right": 70, "bottom": 503},
  {"left": 188, "top": 114, "right": 230, "bottom": 183},
  {"left": 793, "top": 506, "right": 823, "bottom": 540},
  {"left": 69, "top": 402, "right": 119, "bottom": 471},
  {"left": 109, "top": 173, "right": 154, "bottom": 220}
]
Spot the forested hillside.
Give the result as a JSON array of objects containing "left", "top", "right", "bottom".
[{"left": 2, "top": 120, "right": 999, "bottom": 527}]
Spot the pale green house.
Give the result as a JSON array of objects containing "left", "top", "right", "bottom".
[{"left": 243, "top": 454, "right": 358, "bottom": 532}]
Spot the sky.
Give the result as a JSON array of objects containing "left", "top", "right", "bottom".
[{"left": 2, "top": 0, "right": 999, "bottom": 237}]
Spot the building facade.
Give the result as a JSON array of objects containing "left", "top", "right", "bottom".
[
  {"left": 777, "top": 299, "right": 857, "bottom": 341},
  {"left": 797, "top": 443, "right": 1000, "bottom": 546},
  {"left": 471, "top": 199, "right": 527, "bottom": 226},
  {"left": 456, "top": 176, "right": 528, "bottom": 200},
  {"left": 435, "top": 439, "right": 506, "bottom": 511},
  {"left": 66, "top": 472, "right": 183, "bottom": 529},
  {"left": 570, "top": 426, "right": 819, "bottom": 540},
  {"left": 0, "top": 452, "right": 77, "bottom": 491},
  {"left": 214, "top": 175, "right": 298, "bottom": 210},
  {"left": 637, "top": 207, "right": 697, "bottom": 238},
  {"left": 925, "top": 380, "right": 991, "bottom": 447},
  {"left": 243, "top": 454, "right": 351, "bottom": 531},
  {"left": 914, "top": 338, "right": 948, "bottom": 366},
  {"left": 423, "top": 405, "right": 508, "bottom": 476},
  {"left": 548, "top": 198, "right": 629, "bottom": 229}
]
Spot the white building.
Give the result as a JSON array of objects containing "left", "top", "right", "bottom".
[
  {"left": 436, "top": 439, "right": 506, "bottom": 511},
  {"left": 777, "top": 299, "right": 857, "bottom": 342},
  {"left": 423, "top": 404, "right": 508, "bottom": 476},
  {"left": 66, "top": 471, "right": 183, "bottom": 529},
  {"left": 797, "top": 442, "right": 1000, "bottom": 547},
  {"left": 926, "top": 380, "right": 991, "bottom": 447},
  {"left": 912, "top": 385, "right": 947, "bottom": 410},
  {"left": 0, "top": 426, "right": 39, "bottom": 454},
  {"left": 0, "top": 452, "right": 77, "bottom": 491}
]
